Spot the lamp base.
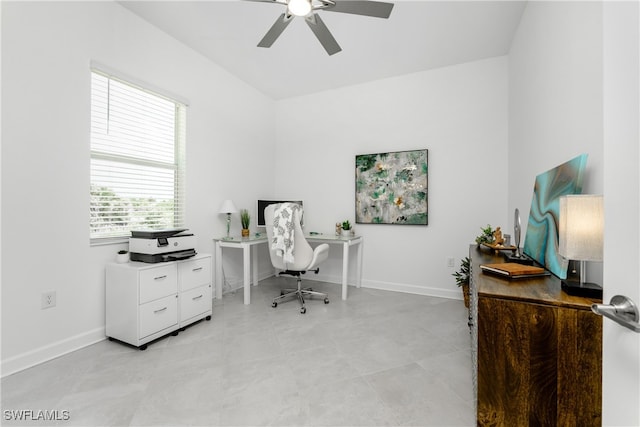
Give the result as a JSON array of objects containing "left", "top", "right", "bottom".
[{"left": 561, "top": 279, "right": 603, "bottom": 299}]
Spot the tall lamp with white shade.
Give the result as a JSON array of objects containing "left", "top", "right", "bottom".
[
  {"left": 219, "top": 199, "right": 237, "bottom": 239},
  {"left": 558, "top": 194, "right": 604, "bottom": 299}
]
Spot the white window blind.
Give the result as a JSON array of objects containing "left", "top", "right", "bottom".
[{"left": 90, "top": 70, "right": 186, "bottom": 242}]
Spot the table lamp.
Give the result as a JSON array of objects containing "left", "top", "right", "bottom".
[
  {"left": 558, "top": 194, "right": 604, "bottom": 298},
  {"left": 219, "top": 199, "right": 237, "bottom": 239}
]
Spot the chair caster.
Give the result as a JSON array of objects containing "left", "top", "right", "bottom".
[
  {"left": 206, "top": 315, "right": 211, "bottom": 321},
  {"left": 300, "top": 307, "right": 306, "bottom": 314},
  {"left": 272, "top": 302, "right": 278, "bottom": 308},
  {"left": 139, "top": 344, "right": 148, "bottom": 351},
  {"left": 324, "top": 298, "right": 330, "bottom": 304}
]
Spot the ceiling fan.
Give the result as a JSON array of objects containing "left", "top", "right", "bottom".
[{"left": 248, "top": 0, "right": 394, "bottom": 55}]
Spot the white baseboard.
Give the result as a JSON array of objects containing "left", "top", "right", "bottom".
[
  {"left": 313, "top": 273, "right": 463, "bottom": 301},
  {"left": 360, "top": 278, "right": 462, "bottom": 300},
  {"left": 1, "top": 327, "right": 106, "bottom": 378},
  {"left": 221, "top": 271, "right": 277, "bottom": 294}
]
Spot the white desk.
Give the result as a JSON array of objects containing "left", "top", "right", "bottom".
[{"left": 213, "top": 233, "right": 363, "bottom": 305}]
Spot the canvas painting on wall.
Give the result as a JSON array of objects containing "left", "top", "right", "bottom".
[
  {"left": 523, "top": 153, "right": 588, "bottom": 279},
  {"left": 355, "top": 149, "right": 428, "bottom": 225}
]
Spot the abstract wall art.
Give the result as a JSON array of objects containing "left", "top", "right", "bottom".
[
  {"left": 355, "top": 149, "right": 428, "bottom": 225},
  {"left": 523, "top": 153, "right": 588, "bottom": 279}
]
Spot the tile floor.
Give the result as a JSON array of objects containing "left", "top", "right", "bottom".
[{"left": 1, "top": 278, "right": 474, "bottom": 426}]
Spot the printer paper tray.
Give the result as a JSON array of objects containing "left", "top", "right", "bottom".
[{"left": 130, "top": 249, "right": 197, "bottom": 263}]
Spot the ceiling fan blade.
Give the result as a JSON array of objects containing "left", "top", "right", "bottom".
[
  {"left": 258, "top": 13, "right": 294, "bottom": 48},
  {"left": 305, "top": 13, "right": 342, "bottom": 56},
  {"left": 323, "top": 1, "right": 394, "bottom": 19}
]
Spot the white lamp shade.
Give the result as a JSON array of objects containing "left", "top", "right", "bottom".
[
  {"left": 219, "top": 199, "right": 237, "bottom": 214},
  {"left": 558, "top": 195, "right": 604, "bottom": 262}
]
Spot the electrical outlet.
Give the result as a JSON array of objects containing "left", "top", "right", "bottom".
[
  {"left": 447, "top": 257, "right": 455, "bottom": 268},
  {"left": 41, "top": 291, "right": 56, "bottom": 309}
]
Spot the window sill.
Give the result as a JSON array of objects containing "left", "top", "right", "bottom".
[{"left": 90, "top": 237, "right": 128, "bottom": 247}]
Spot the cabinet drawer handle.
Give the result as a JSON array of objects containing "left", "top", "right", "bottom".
[
  {"left": 192, "top": 295, "right": 203, "bottom": 301},
  {"left": 154, "top": 275, "right": 167, "bottom": 281},
  {"left": 192, "top": 267, "right": 203, "bottom": 272},
  {"left": 154, "top": 307, "right": 168, "bottom": 314}
]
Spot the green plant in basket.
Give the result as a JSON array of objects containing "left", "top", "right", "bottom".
[
  {"left": 475, "top": 224, "right": 495, "bottom": 245},
  {"left": 453, "top": 257, "right": 471, "bottom": 308},
  {"left": 452, "top": 257, "right": 470, "bottom": 287}
]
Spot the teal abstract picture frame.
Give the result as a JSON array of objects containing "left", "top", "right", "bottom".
[
  {"left": 523, "top": 154, "right": 588, "bottom": 279},
  {"left": 355, "top": 149, "right": 428, "bottom": 225}
]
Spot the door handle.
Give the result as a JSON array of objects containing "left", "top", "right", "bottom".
[{"left": 591, "top": 295, "right": 640, "bottom": 333}]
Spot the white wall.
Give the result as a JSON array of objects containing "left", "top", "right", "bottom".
[
  {"left": 274, "top": 57, "right": 509, "bottom": 297},
  {"left": 508, "top": 1, "right": 604, "bottom": 283},
  {"left": 1, "top": 1, "right": 275, "bottom": 375}
]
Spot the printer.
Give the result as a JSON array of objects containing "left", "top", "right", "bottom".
[{"left": 129, "top": 229, "right": 197, "bottom": 263}]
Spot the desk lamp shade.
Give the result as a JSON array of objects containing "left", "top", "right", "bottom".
[
  {"left": 558, "top": 195, "right": 603, "bottom": 298},
  {"left": 219, "top": 199, "right": 238, "bottom": 215},
  {"left": 219, "top": 199, "right": 238, "bottom": 238}
]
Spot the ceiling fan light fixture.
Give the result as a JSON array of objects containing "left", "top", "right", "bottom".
[{"left": 288, "top": 0, "right": 312, "bottom": 17}]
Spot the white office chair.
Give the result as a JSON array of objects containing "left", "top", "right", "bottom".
[{"left": 265, "top": 203, "right": 330, "bottom": 314}]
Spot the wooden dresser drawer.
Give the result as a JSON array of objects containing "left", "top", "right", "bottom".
[
  {"left": 139, "top": 264, "right": 178, "bottom": 303},
  {"left": 178, "top": 257, "right": 211, "bottom": 291},
  {"left": 139, "top": 294, "right": 178, "bottom": 339}
]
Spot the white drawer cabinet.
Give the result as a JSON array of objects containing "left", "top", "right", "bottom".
[{"left": 106, "top": 254, "right": 212, "bottom": 349}]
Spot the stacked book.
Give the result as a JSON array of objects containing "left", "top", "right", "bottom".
[{"left": 480, "top": 262, "right": 549, "bottom": 279}]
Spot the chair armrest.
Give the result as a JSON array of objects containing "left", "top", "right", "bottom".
[{"left": 307, "top": 243, "right": 329, "bottom": 270}]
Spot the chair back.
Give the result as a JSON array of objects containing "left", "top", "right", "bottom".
[{"left": 264, "top": 203, "right": 314, "bottom": 271}]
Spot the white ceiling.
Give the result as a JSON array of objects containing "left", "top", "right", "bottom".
[{"left": 120, "top": 0, "right": 527, "bottom": 99}]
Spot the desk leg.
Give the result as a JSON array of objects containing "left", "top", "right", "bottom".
[
  {"left": 215, "top": 241, "right": 223, "bottom": 300},
  {"left": 252, "top": 244, "right": 259, "bottom": 287},
  {"left": 356, "top": 240, "right": 363, "bottom": 288},
  {"left": 342, "top": 241, "right": 349, "bottom": 300},
  {"left": 243, "top": 245, "right": 251, "bottom": 305}
]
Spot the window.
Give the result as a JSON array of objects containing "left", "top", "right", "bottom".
[{"left": 90, "top": 69, "right": 186, "bottom": 242}]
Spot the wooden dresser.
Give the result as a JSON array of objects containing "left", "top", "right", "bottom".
[{"left": 469, "top": 245, "right": 602, "bottom": 426}]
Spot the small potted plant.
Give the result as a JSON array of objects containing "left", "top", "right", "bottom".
[
  {"left": 341, "top": 220, "right": 352, "bottom": 237},
  {"left": 452, "top": 257, "right": 471, "bottom": 308},
  {"left": 475, "top": 224, "right": 495, "bottom": 246},
  {"left": 240, "top": 209, "right": 251, "bottom": 237}
]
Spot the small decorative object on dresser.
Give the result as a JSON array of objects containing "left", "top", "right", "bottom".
[
  {"left": 475, "top": 224, "right": 495, "bottom": 246},
  {"left": 240, "top": 209, "right": 251, "bottom": 237}
]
